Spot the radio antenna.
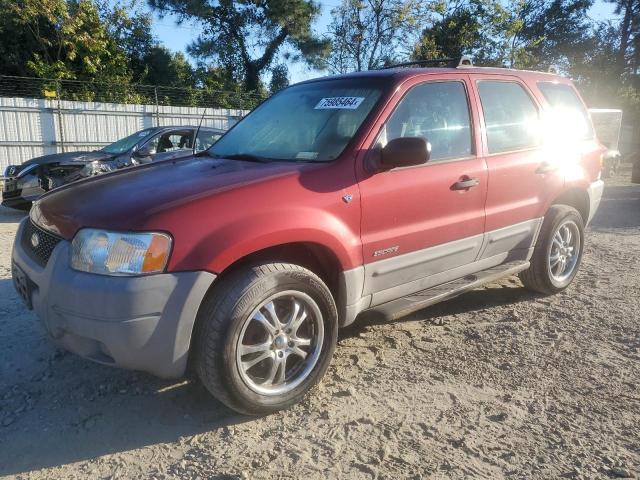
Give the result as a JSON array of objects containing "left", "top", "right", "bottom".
[{"left": 193, "top": 107, "right": 207, "bottom": 155}]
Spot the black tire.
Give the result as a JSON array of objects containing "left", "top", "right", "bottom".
[
  {"left": 193, "top": 262, "right": 338, "bottom": 415},
  {"left": 519, "top": 205, "right": 585, "bottom": 295}
]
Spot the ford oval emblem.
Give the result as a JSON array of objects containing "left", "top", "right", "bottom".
[{"left": 30, "top": 233, "right": 40, "bottom": 248}]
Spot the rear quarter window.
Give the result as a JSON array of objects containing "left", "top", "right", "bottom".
[{"left": 537, "top": 82, "right": 594, "bottom": 140}]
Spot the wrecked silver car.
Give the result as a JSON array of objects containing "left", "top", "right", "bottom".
[{"left": 1, "top": 125, "right": 224, "bottom": 209}]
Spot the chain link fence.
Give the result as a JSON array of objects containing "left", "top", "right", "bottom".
[{"left": 0, "top": 75, "right": 267, "bottom": 110}]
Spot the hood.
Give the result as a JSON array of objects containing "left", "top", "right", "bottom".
[
  {"left": 32, "top": 155, "right": 307, "bottom": 239},
  {"left": 22, "top": 150, "right": 115, "bottom": 168}
]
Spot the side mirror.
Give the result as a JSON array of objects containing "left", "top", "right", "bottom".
[
  {"left": 133, "top": 146, "right": 153, "bottom": 158},
  {"left": 368, "top": 137, "right": 430, "bottom": 172}
]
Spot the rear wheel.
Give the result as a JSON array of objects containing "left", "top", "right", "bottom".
[
  {"left": 194, "top": 263, "right": 338, "bottom": 415},
  {"left": 519, "top": 205, "right": 585, "bottom": 294}
]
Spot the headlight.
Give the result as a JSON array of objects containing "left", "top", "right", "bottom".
[
  {"left": 71, "top": 229, "right": 172, "bottom": 276},
  {"left": 4, "top": 165, "right": 19, "bottom": 177}
]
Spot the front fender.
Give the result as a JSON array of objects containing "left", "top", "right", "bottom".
[{"left": 168, "top": 205, "right": 362, "bottom": 273}]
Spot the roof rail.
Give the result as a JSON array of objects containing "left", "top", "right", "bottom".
[{"left": 380, "top": 56, "right": 473, "bottom": 70}]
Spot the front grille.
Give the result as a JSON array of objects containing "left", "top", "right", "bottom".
[{"left": 21, "top": 221, "right": 62, "bottom": 267}]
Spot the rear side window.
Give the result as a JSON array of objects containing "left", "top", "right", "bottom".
[
  {"left": 378, "top": 81, "right": 472, "bottom": 162},
  {"left": 537, "top": 82, "right": 594, "bottom": 140},
  {"left": 477, "top": 81, "right": 540, "bottom": 154}
]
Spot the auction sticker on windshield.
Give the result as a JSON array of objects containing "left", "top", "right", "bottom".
[{"left": 315, "top": 97, "right": 365, "bottom": 109}]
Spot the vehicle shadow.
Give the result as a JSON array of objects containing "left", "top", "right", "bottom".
[
  {"left": 0, "top": 278, "right": 252, "bottom": 476},
  {"left": 339, "top": 282, "right": 539, "bottom": 341}
]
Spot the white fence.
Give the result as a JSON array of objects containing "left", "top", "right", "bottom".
[{"left": 0, "top": 97, "right": 247, "bottom": 172}]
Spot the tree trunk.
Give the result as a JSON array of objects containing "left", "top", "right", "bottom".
[
  {"left": 617, "top": 0, "right": 634, "bottom": 76},
  {"left": 244, "top": 63, "right": 261, "bottom": 92}
]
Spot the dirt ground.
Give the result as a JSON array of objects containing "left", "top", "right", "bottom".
[{"left": 0, "top": 174, "right": 638, "bottom": 480}]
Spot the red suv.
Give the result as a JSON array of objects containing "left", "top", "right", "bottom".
[{"left": 12, "top": 62, "right": 604, "bottom": 414}]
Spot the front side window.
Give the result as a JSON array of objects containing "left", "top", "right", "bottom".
[
  {"left": 376, "top": 81, "right": 473, "bottom": 162},
  {"left": 537, "top": 82, "right": 594, "bottom": 140},
  {"left": 477, "top": 81, "right": 541, "bottom": 154},
  {"left": 210, "top": 79, "right": 386, "bottom": 162}
]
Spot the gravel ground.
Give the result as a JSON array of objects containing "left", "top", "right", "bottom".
[{"left": 0, "top": 174, "right": 639, "bottom": 480}]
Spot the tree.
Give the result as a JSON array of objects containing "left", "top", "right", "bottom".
[
  {"left": 269, "top": 64, "right": 290, "bottom": 93},
  {"left": 412, "top": 0, "right": 507, "bottom": 65},
  {"left": 0, "top": 0, "right": 44, "bottom": 76},
  {"left": 101, "top": 1, "right": 156, "bottom": 82},
  {"left": 147, "top": 0, "right": 329, "bottom": 92},
  {"left": 606, "top": 0, "right": 640, "bottom": 76},
  {"left": 412, "top": 0, "right": 594, "bottom": 69},
  {"left": 504, "top": 0, "right": 595, "bottom": 70},
  {"left": 139, "top": 47, "right": 197, "bottom": 86},
  {"left": 2, "top": 0, "right": 131, "bottom": 82},
  {"left": 573, "top": 15, "right": 640, "bottom": 123},
  {"left": 325, "top": 0, "right": 429, "bottom": 73}
]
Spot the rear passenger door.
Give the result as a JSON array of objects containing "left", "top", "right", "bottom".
[
  {"left": 469, "top": 75, "right": 563, "bottom": 261},
  {"left": 358, "top": 76, "right": 488, "bottom": 305}
]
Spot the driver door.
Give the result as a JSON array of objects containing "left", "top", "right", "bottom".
[{"left": 357, "top": 75, "right": 488, "bottom": 305}]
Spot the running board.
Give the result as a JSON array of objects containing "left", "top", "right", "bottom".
[{"left": 368, "top": 261, "right": 530, "bottom": 321}]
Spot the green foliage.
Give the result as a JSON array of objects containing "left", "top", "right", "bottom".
[
  {"left": 325, "top": 0, "right": 430, "bottom": 73},
  {"left": 408, "top": 0, "right": 639, "bottom": 126},
  {"left": 412, "top": 0, "right": 506, "bottom": 64},
  {"left": 141, "top": 47, "right": 197, "bottom": 87},
  {"left": 5, "top": 0, "right": 132, "bottom": 83},
  {"left": 412, "top": 0, "right": 593, "bottom": 69},
  {"left": 269, "top": 64, "right": 290, "bottom": 94},
  {"left": 147, "top": 0, "right": 330, "bottom": 92},
  {"left": 0, "top": 0, "right": 637, "bottom": 124}
]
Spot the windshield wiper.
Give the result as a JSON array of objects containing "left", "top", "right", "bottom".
[
  {"left": 197, "top": 151, "right": 289, "bottom": 163},
  {"left": 217, "top": 153, "right": 273, "bottom": 163}
]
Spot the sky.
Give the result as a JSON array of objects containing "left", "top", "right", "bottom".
[{"left": 131, "top": 0, "right": 619, "bottom": 84}]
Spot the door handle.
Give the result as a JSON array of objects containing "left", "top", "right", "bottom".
[
  {"left": 452, "top": 177, "right": 480, "bottom": 190},
  {"left": 536, "top": 162, "right": 558, "bottom": 174}
]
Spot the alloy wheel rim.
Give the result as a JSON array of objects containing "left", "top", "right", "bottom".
[
  {"left": 236, "top": 291, "right": 324, "bottom": 396},
  {"left": 548, "top": 220, "right": 581, "bottom": 283}
]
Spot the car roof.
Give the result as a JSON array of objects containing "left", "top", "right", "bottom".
[
  {"left": 152, "top": 125, "right": 225, "bottom": 133},
  {"left": 297, "top": 66, "right": 568, "bottom": 86}
]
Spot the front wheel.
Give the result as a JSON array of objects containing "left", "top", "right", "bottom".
[
  {"left": 193, "top": 263, "right": 338, "bottom": 415},
  {"left": 519, "top": 205, "right": 585, "bottom": 294}
]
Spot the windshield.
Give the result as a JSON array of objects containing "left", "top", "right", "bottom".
[
  {"left": 210, "top": 79, "right": 386, "bottom": 162},
  {"left": 101, "top": 129, "right": 154, "bottom": 155}
]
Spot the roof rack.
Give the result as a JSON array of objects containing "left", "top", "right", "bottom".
[{"left": 381, "top": 55, "right": 473, "bottom": 70}]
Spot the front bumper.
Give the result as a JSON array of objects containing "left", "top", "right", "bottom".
[
  {"left": 11, "top": 218, "right": 217, "bottom": 378},
  {"left": 587, "top": 179, "right": 604, "bottom": 225}
]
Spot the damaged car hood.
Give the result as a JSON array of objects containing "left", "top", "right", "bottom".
[{"left": 21, "top": 150, "right": 115, "bottom": 168}]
